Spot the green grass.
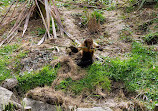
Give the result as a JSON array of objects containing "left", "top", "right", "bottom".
[
  {"left": 0, "top": 44, "right": 18, "bottom": 82},
  {"left": 56, "top": 42, "right": 158, "bottom": 109},
  {"left": 17, "top": 66, "right": 58, "bottom": 93},
  {"left": 56, "top": 68, "right": 111, "bottom": 95},
  {"left": 0, "top": 43, "right": 58, "bottom": 94},
  {"left": 94, "top": 42, "right": 158, "bottom": 109}
]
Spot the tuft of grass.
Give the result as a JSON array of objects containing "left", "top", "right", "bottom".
[
  {"left": 17, "top": 66, "right": 58, "bottom": 93},
  {"left": 81, "top": 10, "right": 105, "bottom": 27},
  {"left": 80, "top": 10, "right": 105, "bottom": 33}
]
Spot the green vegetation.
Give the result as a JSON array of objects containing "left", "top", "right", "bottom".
[
  {"left": 36, "top": 20, "right": 58, "bottom": 36},
  {"left": 0, "top": 44, "right": 18, "bottom": 82},
  {"left": 94, "top": 42, "right": 157, "bottom": 109},
  {"left": 0, "top": 44, "right": 29, "bottom": 83},
  {"left": 17, "top": 66, "right": 58, "bottom": 93},
  {"left": 56, "top": 67, "right": 111, "bottom": 95},
  {"left": 3, "top": 102, "right": 16, "bottom": 111},
  {"left": 0, "top": 44, "right": 58, "bottom": 94},
  {"left": 37, "top": 28, "right": 46, "bottom": 36},
  {"left": 56, "top": 42, "right": 158, "bottom": 109},
  {"left": 80, "top": 10, "right": 105, "bottom": 28}
]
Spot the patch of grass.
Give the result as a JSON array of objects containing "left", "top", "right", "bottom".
[
  {"left": 17, "top": 66, "right": 58, "bottom": 93},
  {"left": 90, "top": 42, "right": 157, "bottom": 109},
  {"left": 56, "top": 63, "right": 111, "bottom": 95},
  {"left": 0, "top": 44, "right": 18, "bottom": 82},
  {"left": 57, "top": 41, "right": 158, "bottom": 109},
  {"left": 0, "top": 44, "right": 29, "bottom": 83},
  {"left": 124, "top": 6, "right": 135, "bottom": 13}
]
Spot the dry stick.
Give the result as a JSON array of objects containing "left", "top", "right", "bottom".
[
  {"left": 0, "top": 4, "right": 27, "bottom": 46},
  {"left": 39, "top": 0, "right": 80, "bottom": 45},
  {"left": 37, "top": 32, "right": 47, "bottom": 45},
  {"left": 35, "top": 0, "right": 51, "bottom": 39},
  {"left": 7, "top": 12, "right": 28, "bottom": 43},
  {"left": 0, "top": 0, "right": 16, "bottom": 25},
  {"left": 51, "top": 0, "right": 64, "bottom": 36},
  {"left": 7, "top": 31, "right": 18, "bottom": 43},
  {"left": 0, "top": 1, "right": 23, "bottom": 29},
  {"left": 45, "top": 0, "right": 51, "bottom": 39},
  {"left": 7, "top": 2, "right": 27, "bottom": 36},
  {"left": 51, "top": 15, "right": 57, "bottom": 38},
  {"left": 0, "top": 16, "right": 18, "bottom": 29},
  {"left": 5, "top": 0, "right": 18, "bottom": 24},
  {"left": 22, "top": 5, "right": 35, "bottom": 37}
]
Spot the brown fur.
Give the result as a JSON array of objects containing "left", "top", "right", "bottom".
[{"left": 77, "top": 38, "right": 98, "bottom": 67}]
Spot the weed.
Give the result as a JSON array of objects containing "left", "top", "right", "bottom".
[
  {"left": 10, "top": 50, "right": 29, "bottom": 74},
  {"left": 36, "top": 20, "right": 58, "bottom": 36}
]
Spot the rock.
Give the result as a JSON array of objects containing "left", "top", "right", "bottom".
[
  {"left": 23, "top": 98, "right": 57, "bottom": 111},
  {"left": 1, "top": 78, "right": 18, "bottom": 90},
  {"left": 0, "top": 87, "right": 22, "bottom": 110},
  {"left": 77, "top": 107, "right": 113, "bottom": 111}
]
